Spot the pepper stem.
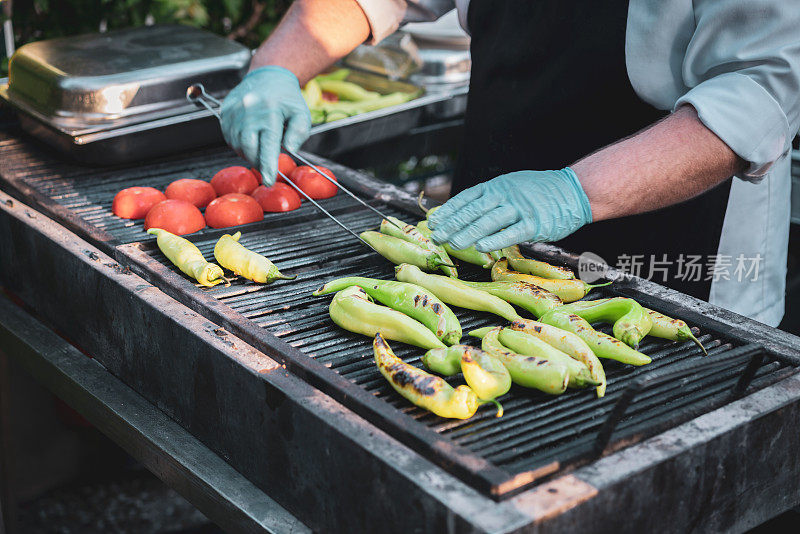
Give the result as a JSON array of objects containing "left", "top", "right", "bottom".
[
  {"left": 588, "top": 281, "right": 613, "bottom": 288},
  {"left": 480, "top": 398, "right": 504, "bottom": 418},
  {"left": 417, "top": 191, "right": 429, "bottom": 214},
  {"left": 688, "top": 332, "right": 708, "bottom": 356}
]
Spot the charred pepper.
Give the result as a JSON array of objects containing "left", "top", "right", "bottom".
[
  {"left": 558, "top": 297, "right": 652, "bottom": 348},
  {"left": 481, "top": 327, "right": 569, "bottom": 394},
  {"left": 458, "top": 280, "right": 562, "bottom": 317},
  {"left": 423, "top": 345, "right": 511, "bottom": 406},
  {"left": 314, "top": 276, "right": 461, "bottom": 344},
  {"left": 538, "top": 310, "right": 651, "bottom": 366},
  {"left": 148, "top": 228, "right": 225, "bottom": 287},
  {"left": 330, "top": 287, "right": 445, "bottom": 349},
  {"left": 395, "top": 264, "right": 521, "bottom": 321},
  {"left": 644, "top": 307, "right": 707, "bottom": 355},
  {"left": 360, "top": 231, "right": 455, "bottom": 272},
  {"left": 501, "top": 245, "right": 575, "bottom": 280},
  {"left": 380, "top": 216, "right": 457, "bottom": 277},
  {"left": 491, "top": 259, "right": 609, "bottom": 302},
  {"left": 469, "top": 328, "right": 598, "bottom": 389},
  {"left": 374, "top": 334, "right": 490, "bottom": 419},
  {"left": 214, "top": 231, "right": 295, "bottom": 284}
]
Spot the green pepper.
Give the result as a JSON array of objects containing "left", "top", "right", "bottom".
[
  {"left": 360, "top": 231, "right": 455, "bottom": 272},
  {"left": 502, "top": 245, "right": 575, "bottom": 280},
  {"left": 491, "top": 259, "right": 609, "bottom": 302},
  {"left": 423, "top": 345, "right": 511, "bottom": 405},
  {"left": 417, "top": 220, "right": 495, "bottom": 269},
  {"left": 214, "top": 232, "right": 295, "bottom": 285},
  {"left": 313, "top": 276, "right": 461, "bottom": 345},
  {"left": 313, "top": 68, "right": 351, "bottom": 83},
  {"left": 644, "top": 308, "right": 707, "bottom": 355},
  {"left": 302, "top": 78, "right": 323, "bottom": 109},
  {"left": 469, "top": 328, "right": 598, "bottom": 389},
  {"left": 330, "top": 287, "right": 445, "bottom": 349},
  {"left": 318, "top": 79, "right": 381, "bottom": 101},
  {"left": 481, "top": 327, "right": 569, "bottom": 395},
  {"left": 458, "top": 280, "right": 562, "bottom": 317},
  {"left": 558, "top": 297, "right": 652, "bottom": 348},
  {"left": 380, "top": 217, "right": 457, "bottom": 278},
  {"left": 538, "top": 310, "right": 651, "bottom": 366},
  {"left": 148, "top": 228, "right": 225, "bottom": 287},
  {"left": 374, "top": 334, "right": 495, "bottom": 419},
  {"left": 317, "top": 91, "right": 417, "bottom": 116},
  {"left": 394, "top": 264, "right": 521, "bottom": 321}
]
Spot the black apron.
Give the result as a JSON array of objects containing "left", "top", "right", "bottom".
[{"left": 454, "top": 0, "right": 732, "bottom": 300}]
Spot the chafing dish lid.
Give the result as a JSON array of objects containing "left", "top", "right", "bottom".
[{"left": 6, "top": 25, "right": 250, "bottom": 124}]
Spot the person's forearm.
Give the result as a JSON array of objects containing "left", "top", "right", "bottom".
[
  {"left": 249, "top": 0, "right": 370, "bottom": 85},
  {"left": 572, "top": 105, "right": 745, "bottom": 222}
]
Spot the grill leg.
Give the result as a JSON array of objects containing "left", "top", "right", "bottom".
[{"left": 0, "top": 349, "right": 17, "bottom": 534}]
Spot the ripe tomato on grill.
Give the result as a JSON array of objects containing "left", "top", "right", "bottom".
[
  {"left": 251, "top": 153, "right": 297, "bottom": 184},
  {"left": 252, "top": 183, "right": 302, "bottom": 212},
  {"left": 205, "top": 193, "right": 264, "bottom": 228},
  {"left": 210, "top": 166, "right": 259, "bottom": 196},
  {"left": 165, "top": 179, "right": 217, "bottom": 208},
  {"left": 144, "top": 199, "right": 206, "bottom": 235},
  {"left": 289, "top": 165, "right": 338, "bottom": 200},
  {"left": 112, "top": 186, "right": 166, "bottom": 219}
]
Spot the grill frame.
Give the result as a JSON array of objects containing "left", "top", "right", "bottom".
[{"left": 3, "top": 123, "right": 800, "bottom": 529}]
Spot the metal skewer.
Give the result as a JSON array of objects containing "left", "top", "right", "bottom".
[
  {"left": 186, "top": 83, "right": 403, "bottom": 230},
  {"left": 186, "top": 83, "right": 384, "bottom": 253}
]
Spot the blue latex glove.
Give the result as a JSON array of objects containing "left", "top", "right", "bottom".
[
  {"left": 220, "top": 66, "right": 311, "bottom": 186},
  {"left": 429, "top": 168, "right": 593, "bottom": 252}
]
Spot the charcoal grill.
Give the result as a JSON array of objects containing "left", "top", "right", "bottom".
[{"left": 2, "top": 118, "right": 800, "bottom": 531}]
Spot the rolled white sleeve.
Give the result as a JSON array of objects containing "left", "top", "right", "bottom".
[
  {"left": 674, "top": 0, "right": 800, "bottom": 181},
  {"left": 355, "top": 0, "right": 455, "bottom": 43}
]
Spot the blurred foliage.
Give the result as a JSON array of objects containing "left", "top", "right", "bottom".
[{"left": 0, "top": 0, "right": 291, "bottom": 75}]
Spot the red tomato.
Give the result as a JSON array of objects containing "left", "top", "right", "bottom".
[
  {"left": 289, "top": 165, "right": 338, "bottom": 200},
  {"left": 144, "top": 199, "right": 206, "bottom": 235},
  {"left": 252, "top": 183, "right": 302, "bottom": 213},
  {"left": 204, "top": 193, "right": 264, "bottom": 228},
  {"left": 165, "top": 178, "right": 217, "bottom": 209},
  {"left": 210, "top": 166, "right": 259, "bottom": 196},
  {"left": 112, "top": 186, "right": 166, "bottom": 219},
  {"left": 251, "top": 153, "right": 297, "bottom": 184}
]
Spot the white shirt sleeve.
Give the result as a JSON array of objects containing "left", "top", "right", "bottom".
[
  {"left": 355, "top": 0, "right": 456, "bottom": 44},
  {"left": 673, "top": 0, "right": 800, "bottom": 181}
]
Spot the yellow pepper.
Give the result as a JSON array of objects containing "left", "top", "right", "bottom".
[
  {"left": 213, "top": 232, "right": 295, "bottom": 284},
  {"left": 147, "top": 228, "right": 224, "bottom": 287}
]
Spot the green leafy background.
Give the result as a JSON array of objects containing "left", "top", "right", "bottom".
[{"left": 0, "top": 0, "right": 290, "bottom": 75}]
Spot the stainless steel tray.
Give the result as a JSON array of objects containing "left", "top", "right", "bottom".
[
  {"left": 0, "top": 72, "right": 468, "bottom": 165},
  {"left": 5, "top": 25, "right": 250, "bottom": 126}
]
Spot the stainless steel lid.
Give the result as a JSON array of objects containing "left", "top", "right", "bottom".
[{"left": 5, "top": 25, "right": 250, "bottom": 126}]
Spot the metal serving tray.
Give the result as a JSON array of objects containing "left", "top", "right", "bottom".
[{"left": 0, "top": 72, "right": 467, "bottom": 165}]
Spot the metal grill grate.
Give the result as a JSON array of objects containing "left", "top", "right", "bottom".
[{"left": 1, "top": 127, "right": 795, "bottom": 499}]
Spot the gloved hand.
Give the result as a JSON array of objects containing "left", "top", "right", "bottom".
[
  {"left": 220, "top": 66, "right": 311, "bottom": 186},
  {"left": 428, "top": 168, "right": 593, "bottom": 252}
]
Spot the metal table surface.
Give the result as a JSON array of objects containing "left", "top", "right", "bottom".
[{"left": 0, "top": 293, "right": 310, "bottom": 534}]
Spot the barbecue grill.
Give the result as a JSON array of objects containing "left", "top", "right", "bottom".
[{"left": 1, "top": 117, "right": 800, "bottom": 532}]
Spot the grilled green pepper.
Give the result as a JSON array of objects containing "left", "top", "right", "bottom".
[
  {"left": 644, "top": 308, "right": 707, "bottom": 355},
  {"left": 148, "top": 228, "right": 225, "bottom": 287},
  {"left": 360, "top": 231, "right": 455, "bottom": 272},
  {"left": 374, "top": 334, "right": 490, "bottom": 419},
  {"left": 501, "top": 245, "right": 575, "bottom": 280},
  {"left": 318, "top": 79, "right": 380, "bottom": 101},
  {"left": 491, "top": 259, "right": 609, "bottom": 302},
  {"left": 313, "top": 276, "right": 461, "bottom": 344},
  {"left": 481, "top": 327, "right": 569, "bottom": 394},
  {"left": 380, "top": 217, "right": 456, "bottom": 278},
  {"left": 395, "top": 264, "right": 521, "bottom": 321},
  {"left": 538, "top": 310, "right": 651, "bottom": 366},
  {"left": 214, "top": 232, "right": 295, "bottom": 284},
  {"left": 469, "top": 328, "right": 598, "bottom": 389},
  {"left": 458, "top": 280, "right": 562, "bottom": 317},
  {"left": 423, "top": 345, "right": 511, "bottom": 405},
  {"left": 558, "top": 297, "right": 652, "bottom": 348},
  {"left": 417, "top": 220, "right": 495, "bottom": 269},
  {"left": 330, "top": 287, "right": 445, "bottom": 349}
]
